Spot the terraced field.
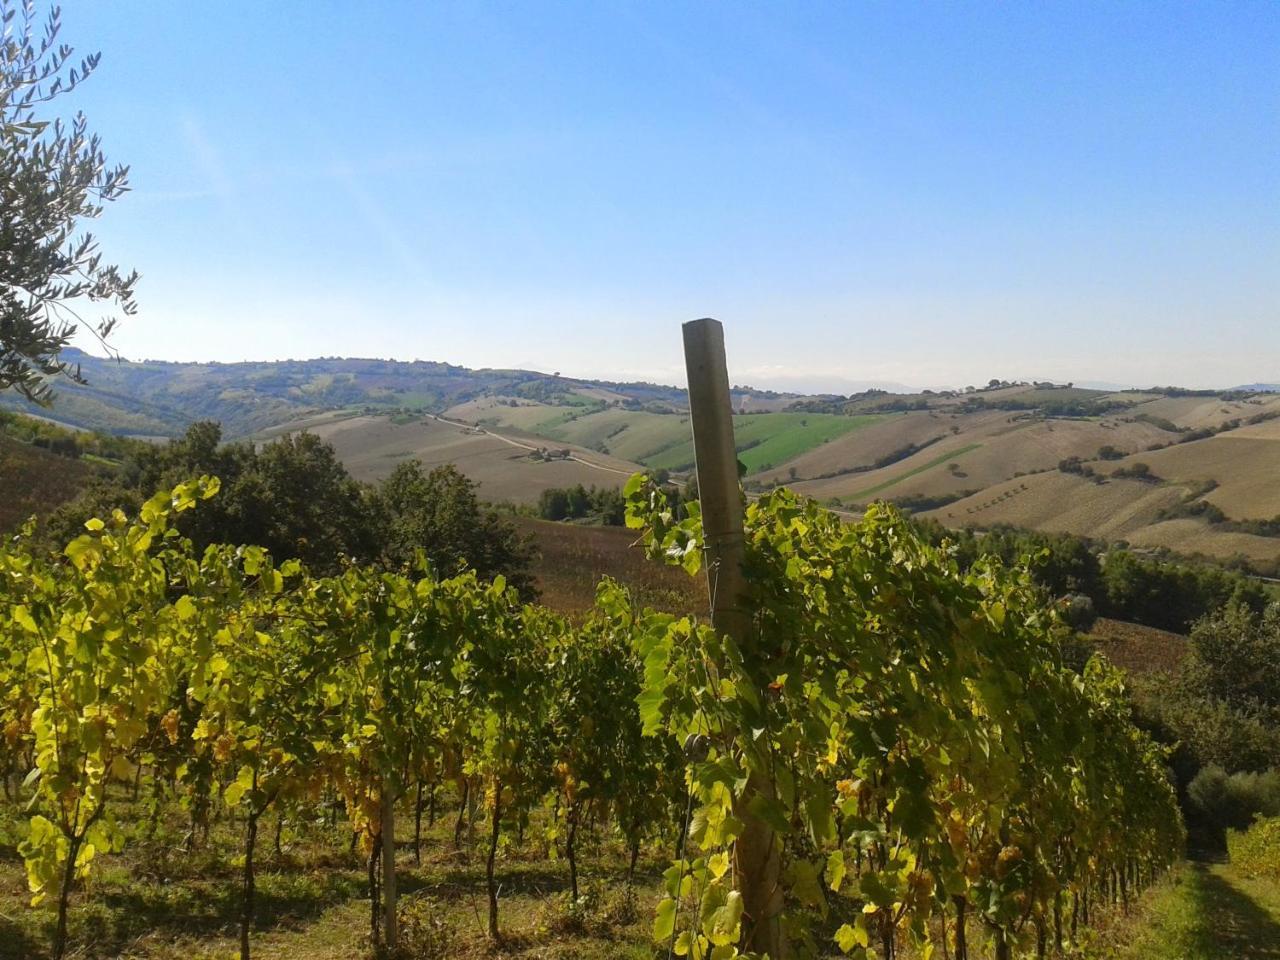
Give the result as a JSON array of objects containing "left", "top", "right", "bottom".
[{"left": 790, "top": 412, "right": 1163, "bottom": 505}]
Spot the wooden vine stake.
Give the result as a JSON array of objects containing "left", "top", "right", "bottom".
[
  {"left": 381, "top": 783, "right": 398, "bottom": 949},
  {"left": 682, "top": 318, "right": 785, "bottom": 957}
]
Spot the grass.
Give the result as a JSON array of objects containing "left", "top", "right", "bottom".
[
  {"left": 734, "top": 413, "right": 883, "bottom": 474},
  {"left": 521, "top": 409, "right": 884, "bottom": 475},
  {"left": 1, "top": 764, "right": 1247, "bottom": 960},
  {"left": 851, "top": 443, "right": 982, "bottom": 500},
  {"left": 0, "top": 786, "right": 663, "bottom": 960},
  {"left": 1085, "top": 862, "right": 1280, "bottom": 959},
  {"left": 531, "top": 409, "right": 692, "bottom": 464},
  {"left": 645, "top": 412, "right": 882, "bottom": 474}
]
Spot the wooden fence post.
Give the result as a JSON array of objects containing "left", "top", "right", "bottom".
[{"left": 682, "top": 317, "right": 784, "bottom": 958}]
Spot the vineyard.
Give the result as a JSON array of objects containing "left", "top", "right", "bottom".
[{"left": 0, "top": 467, "right": 1184, "bottom": 960}]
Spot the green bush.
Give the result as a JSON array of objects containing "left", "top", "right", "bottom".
[
  {"left": 1228, "top": 816, "right": 1280, "bottom": 878},
  {"left": 1188, "top": 766, "right": 1280, "bottom": 834}
]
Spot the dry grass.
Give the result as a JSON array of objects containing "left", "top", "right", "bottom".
[{"left": 0, "top": 788, "right": 661, "bottom": 960}]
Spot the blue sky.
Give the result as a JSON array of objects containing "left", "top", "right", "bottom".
[{"left": 59, "top": 2, "right": 1280, "bottom": 391}]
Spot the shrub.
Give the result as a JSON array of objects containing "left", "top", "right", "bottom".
[
  {"left": 1061, "top": 593, "right": 1097, "bottom": 632},
  {"left": 395, "top": 897, "right": 458, "bottom": 959},
  {"left": 1188, "top": 766, "right": 1280, "bottom": 835},
  {"left": 1228, "top": 816, "right": 1280, "bottom": 878},
  {"left": 1112, "top": 462, "right": 1155, "bottom": 481}
]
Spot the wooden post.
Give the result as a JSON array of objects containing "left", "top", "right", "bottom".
[
  {"left": 682, "top": 318, "right": 751, "bottom": 641},
  {"left": 682, "top": 317, "right": 784, "bottom": 958},
  {"left": 381, "top": 783, "right": 398, "bottom": 949}
]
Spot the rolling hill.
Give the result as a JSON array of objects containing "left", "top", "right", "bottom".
[
  {"left": 7, "top": 350, "right": 1279, "bottom": 571},
  {"left": 0, "top": 348, "right": 787, "bottom": 439}
]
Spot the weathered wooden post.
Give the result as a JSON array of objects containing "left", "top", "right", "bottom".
[
  {"left": 682, "top": 317, "right": 784, "bottom": 957},
  {"left": 381, "top": 784, "right": 398, "bottom": 949}
]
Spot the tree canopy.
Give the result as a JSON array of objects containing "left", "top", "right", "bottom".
[
  {"left": 1, "top": 1, "right": 135, "bottom": 402},
  {"left": 43, "top": 422, "right": 537, "bottom": 592}
]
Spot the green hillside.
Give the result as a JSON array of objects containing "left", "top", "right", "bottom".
[{"left": 642, "top": 412, "right": 883, "bottom": 473}]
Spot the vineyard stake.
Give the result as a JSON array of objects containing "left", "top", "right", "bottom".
[
  {"left": 682, "top": 317, "right": 785, "bottom": 957},
  {"left": 381, "top": 782, "right": 398, "bottom": 949}
]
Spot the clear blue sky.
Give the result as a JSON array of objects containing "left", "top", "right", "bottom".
[{"left": 61, "top": 2, "right": 1279, "bottom": 391}]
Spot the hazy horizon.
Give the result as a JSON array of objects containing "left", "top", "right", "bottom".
[
  {"left": 61, "top": 343, "right": 1277, "bottom": 398},
  {"left": 57, "top": 2, "right": 1280, "bottom": 391}
]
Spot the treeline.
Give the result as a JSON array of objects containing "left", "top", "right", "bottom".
[
  {"left": 915, "top": 522, "right": 1269, "bottom": 634},
  {"left": 536, "top": 483, "right": 626, "bottom": 524},
  {"left": 34, "top": 420, "right": 537, "bottom": 595},
  {"left": 535, "top": 473, "right": 692, "bottom": 526},
  {"left": 963, "top": 394, "right": 1128, "bottom": 418}
]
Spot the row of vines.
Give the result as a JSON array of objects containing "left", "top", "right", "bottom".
[{"left": 0, "top": 474, "right": 1183, "bottom": 959}]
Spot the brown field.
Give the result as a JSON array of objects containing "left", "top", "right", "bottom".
[
  {"left": 295, "top": 414, "right": 641, "bottom": 503},
  {"left": 924, "top": 471, "right": 1187, "bottom": 540},
  {"left": 1126, "top": 518, "right": 1280, "bottom": 565},
  {"left": 1102, "top": 435, "right": 1280, "bottom": 520},
  {"left": 1087, "top": 617, "right": 1189, "bottom": 676},
  {"left": 443, "top": 396, "right": 577, "bottom": 432},
  {"left": 923, "top": 466, "right": 1280, "bottom": 567},
  {"left": 252, "top": 388, "right": 1280, "bottom": 572},
  {"left": 0, "top": 435, "right": 97, "bottom": 533},
  {"left": 247, "top": 408, "right": 364, "bottom": 441},
  {"left": 791, "top": 413, "right": 1171, "bottom": 505},
  {"left": 730, "top": 392, "right": 800, "bottom": 413},
  {"left": 1122, "top": 393, "right": 1280, "bottom": 430},
  {"left": 1229, "top": 415, "right": 1280, "bottom": 441},
  {"left": 515, "top": 518, "right": 702, "bottom": 617}
]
